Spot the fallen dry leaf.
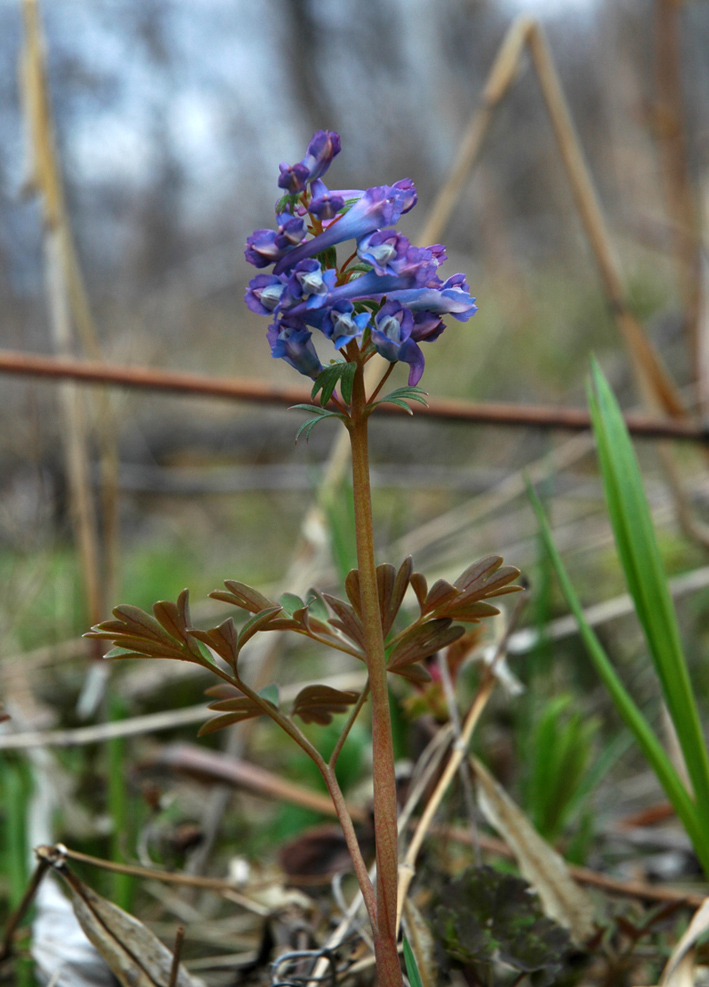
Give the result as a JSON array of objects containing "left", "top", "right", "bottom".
[
  {"left": 471, "top": 755, "right": 595, "bottom": 944},
  {"left": 40, "top": 850, "right": 204, "bottom": 987},
  {"left": 656, "top": 897, "right": 709, "bottom": 987}
]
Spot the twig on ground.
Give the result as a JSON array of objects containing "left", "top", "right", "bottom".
[
  {"left": 0, "top": 855, "right": 51, "bottom": 962},
  {"left": 168, "top": 926, "right": 185, "bottom": 987}
]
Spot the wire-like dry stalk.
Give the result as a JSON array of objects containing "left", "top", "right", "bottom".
[{"left": 2, "top": 350, "right": 706, "bottom": 441}]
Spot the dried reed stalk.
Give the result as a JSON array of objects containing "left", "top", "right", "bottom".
[
  {"left": 655, "top": 0, "right": 703, "bottom": 394},
  {"left": 20, "top": 0, "right": 120, "bottom": 643}
]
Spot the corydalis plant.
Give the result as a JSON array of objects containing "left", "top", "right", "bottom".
[{"left": 89, "top": 132, "right": 520, "bottom": 987}]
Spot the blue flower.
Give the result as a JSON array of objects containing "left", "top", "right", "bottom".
[
  {"left": 245, "top": 274, "right": 286, "bottom": 315},
  {"left": 391, "top": 178, "right": 417, "bottom": 214},
  {"left": 277, "top": 130, "right": 341, "bottom": 193},
  {"left": 274, "top": 183, "right": 416, "bottom": 275},
  {"left": 245, "top": 130, "right": 476, "bottom": 387},
  {"left": 386, "top": 275, "right": 477, "bottom": 321},
  {"left": 301, "top": 130, "right": 341, "bottom": 182},
  {"left": 277, "top": 161, "right": 310, "bottom": 194},
  {"left": 308, "top": 180, "right": 345, "bottom": 221},
  {"left": 357, "top": 230, "right": 410, "bottom": 277},
  {"left": 321, "top": 300, "right": 370, "bottom": 349},
  {"left": 245, "top": 214, "right": 306, "bottom": 268},
  {"left": 411, "top": 310, "right": 446, "bottom": 343},
  {"left": 267, "top": 316, "right": 323, "bottom": 378},
  {"left": 275, "top": 212, "right": 307, "bottom": 248},
  {"left": 285, "top": 260, "right": 338, "bottom": 310},
  {"left": 245, "top": 229, "right": 282, "bottom": 268},
  {"left": 283, "top": 269, "right": 422, "bottom": 320},
  {"left": 371, "top": 301, "right": 425, "bottom": 385}
]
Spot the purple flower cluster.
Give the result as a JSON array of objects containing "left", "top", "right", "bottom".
[{"left": 245, "top": 131, "right": 477, "bottom": 385}]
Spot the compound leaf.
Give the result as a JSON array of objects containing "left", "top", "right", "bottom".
[{"left": 291, "top": 685, "right": 360, "bottom": 725}]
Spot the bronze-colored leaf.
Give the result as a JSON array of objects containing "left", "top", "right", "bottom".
[
  {"left": 188, "top": 617, "right": 238, "bottom": 669},
  {"left": 454, "top": 558, "right": 522, "bottom": 604},
  {"left": 198, "top": 692, "right": 274, "bottom": 735},
  {"left": 153, "top": 588, "right": 190, "bottom": 640},
  {"left": 388, "top": 618, "right": 465, "bottom": 669},
  {"left": 85, "top": 596, "right": 210, "bottom": 668},
  {"left": 389, "top": 662, "right": 432, "bottom": 684},
  {"left": 437, "top": 601, "right": 501, "bottom": 622},
  {"left": 103, "top": 636, "right": 187, "bottom": 660},
  {"left": 198, "top": 713, "right": 254, "bottom": 735},
  {"left": 303, "top": 615, "right": 333, "bottom": 636},
  {"left": 261, "top": 616, "right": 301, "bottom": 631},
  {"left": 112, "top": 605, "right": 176, "bottom": 644},
  {"left": 323, "top": 594, "right": 367, "bottom": 650},
  {"left": 153, "top": 591, "right": 204, "bottom": 661},
  {"left": 410, "top": 572, "right": 428, "bottom": 611},
  {"left": 422, "top": 579, "right": 459, "bottom": 615},
  {"left": 209, "top": 579, "right": 276, "bottom": 613},
  {"left": 386, "top": 556, "right": 413, "bottom": 635},
  {"left": 88, "top": 618, "right": 130, "bottom": 636},
  {"left": 345, "top": 558, "right": 412, "bottom": 636},
  {"left": 345, "top": 569, "right": 362, "bottom": 616},
  {"left": 291, "top": 685, "right": 359, "bottom": 725},
  {"left": 238, "top": 606, "right": 283, "bottom": 648},
  {"left": 204, "top": 683, "right": 242, "bottom": 699},
  {"left": 454, "top": 555, "right": 503, "bottom": 591},
  {"left": 376, "top": 563, "right": 396, "bottom": 625}
]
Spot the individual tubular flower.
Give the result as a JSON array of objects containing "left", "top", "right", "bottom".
[
  {"left": 245, "top": 274, "right": 286, "bottom": 315},
  {"left": 278, "top": 130, "right": 341, "bottom": 193},
  {"left": 308, "top": 179, "right": 345, "bottom": 221},
  {"left": 321, "top": 300, "right": 370, "bottom": 350},
  {"left": 371, "top": 301, "right": 425, "bottom": 386},
  {"left": 245, "top": 229, "right": 282, "bottom": 268},
  {"left": 267, "top": 316, "right": 323, "bottom": 378},
  {"left": 283, "top": 268, "right": 424, "bottom": 320},
  {"left": 275, "top": 212, "right": 307, "bottom": 248},
  {"left": 245, "top": 213, "right": 306, "bottom": 269},
  {"left": 357, "top": 231, "right": 411, "bottom": 277},
  {"left": 392, "top": 178, "right": 417, "bottom": 214},
  {"left": 285, "top": 259, "right": 338, "bottom": 309},
  {"left": 411, "top": 310, "right": 446, "bottom": 343},
  {"left": 277, "top": 161, "right": 310, "bottom": 194},
  {"left": 301, "top": 130, "right": 341, "bottom": 182},
  {"left": 385, "top": 274, "right": 478, "bottom": 321},
  {"left": 273, "top": 183, "right": 415, "bottom": 275}
]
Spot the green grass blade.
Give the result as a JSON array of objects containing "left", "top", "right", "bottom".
[
  {"left": 589, "top": 362, "right": 709, "bottom": 826},
  {"left": 527, "top": 480, "right": 709, "bottom": 873},
  {"left": 3, "top": 760, "right": 29, "bottom": 909},
  {"left": 403, "top": 936, "right": 424, "bottom": 987}
]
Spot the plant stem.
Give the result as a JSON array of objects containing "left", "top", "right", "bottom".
[
  {"left": 330, "top": 681, "right": 370, "bottom": 770},
  {"left": 348, "top": 360, "right": 404, "bottom": 987},
  {"left": 320, "top": 763, "right": 378, "bottom": 922}
]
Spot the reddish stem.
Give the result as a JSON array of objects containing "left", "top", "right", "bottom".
[{"left": 348, "top": 360, "right": 404, "bottom": 987}]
